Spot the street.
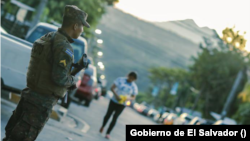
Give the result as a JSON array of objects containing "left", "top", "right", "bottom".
[
  {"left": 1, "top": 90, "right": 155, "bottom": 141},
  {"left": 67, "top": 96, "right": 156, "bottom": 141}
]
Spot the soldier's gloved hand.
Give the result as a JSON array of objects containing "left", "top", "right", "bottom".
[{"left": 68, "top": 84, "right": 77, "bottom": 90}]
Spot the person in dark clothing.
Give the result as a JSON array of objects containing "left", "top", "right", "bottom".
[{"left": 99, "top": 72, "right": 138, "bottom": 139}]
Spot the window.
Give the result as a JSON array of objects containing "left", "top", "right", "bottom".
[
  {"left": 26, "top": 26, "right": 85, "bottom": 64},
  {"left": 26, "top": 27, "right": 54, "bottom": 43},
  {"left": 71, "top": 39, "right": 85, "bottom": 62}
]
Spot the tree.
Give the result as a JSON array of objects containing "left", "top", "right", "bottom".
[
  {"left": 237, "top": 81, "right": 250, "bottom": 102},
  {"left": 232, "top": 102, "right": 250, "bottom": 124},
  {"left": 190, "top": 27, "right": 250, "bottom": 119},
  {"left": 222, "top": 26, "right": 247, "bottom": 50},
  {"left": 105, "top": 0, "right": 119, "bottom": 5},
  {"left": 136, "top": 91, "right": 154, "bottom": 104},
  {"left": 146, "top": 67, "right": 191, "bottom": 108},
  {"left": 17, "top": 0, "right": 119, "bottom": 38},
  {"left": 232, "top": 80, "right": 250, "bottom": 124}
]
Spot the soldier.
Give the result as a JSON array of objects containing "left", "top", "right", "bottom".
[{"left": 3, "top": 5, "right": 90, "bottom": 141}]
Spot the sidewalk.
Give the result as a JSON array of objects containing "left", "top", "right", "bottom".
[{"left": 1, "top": 97, "right": 88, "bottom": 141}]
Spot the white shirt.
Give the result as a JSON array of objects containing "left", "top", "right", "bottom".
[{"left": 111, "top": 77, "right": 138, "bottom": 105}]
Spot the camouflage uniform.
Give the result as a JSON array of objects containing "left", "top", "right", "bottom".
[{"left": 3, "top": 5, "right": 90, "bottom": 141}]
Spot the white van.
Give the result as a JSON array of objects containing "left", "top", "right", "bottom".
[{"left": 1, "top": 33, "right": 32, "bottom": 92}]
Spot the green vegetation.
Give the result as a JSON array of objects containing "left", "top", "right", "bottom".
[
  {"left": 136, "top": 27, "right": 250, "bottom": 123},
  {"left": 16, "top": 0, "right": 119, "bottom": 38}
]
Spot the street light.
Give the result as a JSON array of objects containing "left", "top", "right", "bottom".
[
  {"left": 97, "top": 51, "right": 103, "bottom": 57},
  {"left": 100, "top": 75, "right": 105, "bottom": 79},
  {"left": 95, "top": 29, "right": 102, "bottom": 34},
  {"left": 97, "top": 62, "right": 103, "bottom": 66},
  {"left": 97, "top": 39, "right": 103, "bottom": 44},
  {"left": 100, "top": 65, "right": 105, "bottom": 70}
]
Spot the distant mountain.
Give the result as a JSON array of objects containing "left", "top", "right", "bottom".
[
  {"left": 153, "top": 19, "right": 222, "bottom": 47},
  {"left": 95, "top": 7, "right": 200, "bottom": 92}
]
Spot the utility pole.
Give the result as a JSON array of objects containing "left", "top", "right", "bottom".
[
  {"left": 29, "top": 0, "right": 48, "bottom": 31},
  {"left": 220, "top": 69, "right": 244, "bottom": 120},
  {"left": 1, "top": 0, "right": 5, "bottom": 14},
  {"left": 190, "top": 86, "right": 204, "bottom": 115},
  {"left": 172, "top": 91, "right": 181, "bottom": 110}
]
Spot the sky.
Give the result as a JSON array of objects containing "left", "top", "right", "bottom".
[{"left": 114, "top": 0, "right": 250, "bottom": 51}]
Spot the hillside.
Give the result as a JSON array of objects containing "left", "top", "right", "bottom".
[
  {"left": 153, "top": 19, "right": 222, "bottom": 47},
  {"left": 95, "top": 7, "right": 200, "bottom": 92}
]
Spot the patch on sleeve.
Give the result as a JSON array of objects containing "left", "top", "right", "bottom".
[
  {"left": 60, "top": 60, "right": 66, "bottom": 67},
  {"left": 65, "top": 48, "right": 73, "bottom": 58}
]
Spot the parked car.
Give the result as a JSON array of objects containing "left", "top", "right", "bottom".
[
  {"left": 213, "top": 120, "right": 228, "bottom": 125},
  {"left": 136, "top": 104, "right": 148, "bottom": 113},
  {"left": 94, "top": 83, "right": 102, "bottom": 100},
  {"left": 133, "top": 102, "right": 140, "bottom": 111},
  {"left": 147, "top": 109, "right": 159, "bottom": 118},
  {"left": 129, "top": 101, "right": 136, "bottom": 108},
  {"left": 157, "top": 112, "right": 170, "bottom": 123},
  {"left": 25, "top": 22, "right": 88, "bottom": 63},
  {"left": 196, "top": 119, "right": 215, "bottom": 125},
  {"left": 173, "top": 113, "right": 194, "bottom": 125},
  {"left": 188, "top": 116, "right": 203, "bottom": 125},
  {"left": 71, "top": 64, "right": 97, "bottom": 107},
  {"left": 153, "top": 113, "right": 161, "bottom": 122},
  {"left": 213, "top": 119, "right": 237, "bottom": 125},
  {"left": 163, "top": 113, "right": 178, "bottom": 125},
  {"left": 141, "top": 107, "right": 151, "bottom": 116},
  {"left": 1, "top": 32, "right": 32, "bottom": 93},
  {"left": 101, "top": 86, "right": 107, "bottom": 96}
]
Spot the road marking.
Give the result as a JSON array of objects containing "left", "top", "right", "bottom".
[{"left": 67, "top": 114, "right": 90, "bottom": 133}]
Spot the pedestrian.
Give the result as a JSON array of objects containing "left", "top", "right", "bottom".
[
  {"left": 99, "top": 71, "right": 138, "bottom": 139},
  {"left": 2, "top": 5, "right": 90, "bottom": 141}
]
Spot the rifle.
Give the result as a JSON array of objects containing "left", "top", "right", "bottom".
[
  {"left": 71, "top": 53, "right": 89, "bottom": 76},
  {"left": 62, "top": 53, "right": 90, "bottom": 107}
]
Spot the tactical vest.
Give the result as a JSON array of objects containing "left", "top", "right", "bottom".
[{"left": 26, "top": 32, "right": 71, "bottom": 98}]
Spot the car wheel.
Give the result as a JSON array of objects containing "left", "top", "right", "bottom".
[
  {"left": 84, "top": 99, "right": 91, "bottom": 107},
  {"left": 95, "top": 94, "right": 99, "bottom": 100}
]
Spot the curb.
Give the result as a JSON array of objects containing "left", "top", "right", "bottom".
[
  {"left": 0, "top": 93, "right": 90, "bottom": 136},
  {"left": 43, "top": 113, "right": 90, "bottom": 137},
  {"left": 67, "top": 113, "right": 90, "bottom": 133},
  {"left": 1, "top": 95, "right": 90, "bottom": 134}
]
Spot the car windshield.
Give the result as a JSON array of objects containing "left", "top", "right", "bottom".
[
  {"left": 84, "top": 65, "right": 97, "bottom": 78},
  {"left": 71, "top": 39, "right": 85, "bottom": 62},
  {"left": 84, "top": 67, "right": 94, "bottom": 76},
  {"left": 26, "top": 26, "right": 85, "bottom": 63},
  {"left": 180, "top": 113, "right": 188, "bottom": 118}
]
